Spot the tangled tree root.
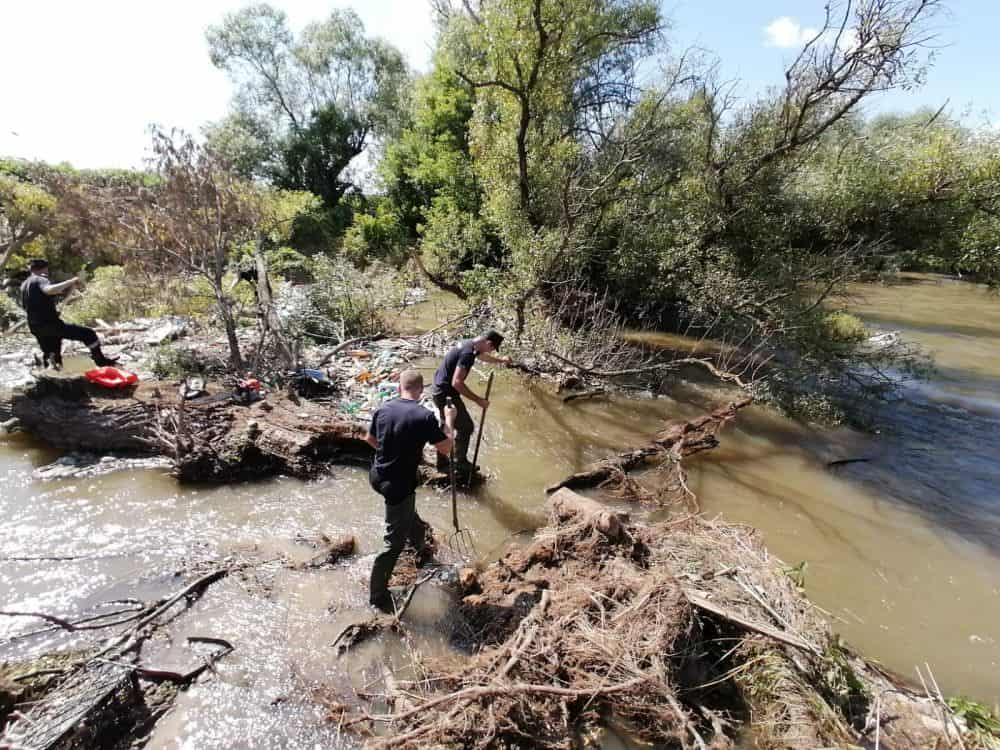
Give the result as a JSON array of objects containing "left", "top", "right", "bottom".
[{"left": 334, "top": 489, "right": 980, "bottom": 749}]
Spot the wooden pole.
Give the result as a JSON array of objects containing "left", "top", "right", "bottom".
[{"left": 471, "top": 370, "right": 495, "bottom": 475}]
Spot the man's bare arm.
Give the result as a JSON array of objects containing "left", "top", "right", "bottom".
[
  {"left": 478, "top": 352, "right": 512, "bottom": 366},
  {"left": 451, "top": 366, "right": 486, "bottom": 407},
  {"left": 433, "top": 416, "right": 456, "bottom": 456},
  {"left": 43, "top": 278, "right": 78, "bottom": 296},
  {"left": 364, "top": 432, "right": 378, "bottom": 450}
]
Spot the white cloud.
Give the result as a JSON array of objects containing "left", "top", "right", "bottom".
[{"left": 763, "top": 16, "right": 819, "bottom": 48}]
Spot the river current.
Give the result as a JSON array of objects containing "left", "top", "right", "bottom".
[{"left": 1, "top": 273, "right": 997, "bottom": 746}]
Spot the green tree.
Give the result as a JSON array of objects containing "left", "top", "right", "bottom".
[
  {"left": 434, "top": 0, "right": 664, "bottom": 328},
  {"left": 206, "top": 4, "right": 409, "bottom": 211},
  {"left": 0, "top": 164, "right": 57, "bottom": 273},
  {"left": 51, "top": 130, "right": 318, "bottom": 369}
]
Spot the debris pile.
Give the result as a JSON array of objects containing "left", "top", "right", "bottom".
[{"left": 334, "top": 488, "right": 982, "bottom": 749}]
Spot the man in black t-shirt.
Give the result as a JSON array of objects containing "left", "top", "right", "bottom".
[
  {"left": 19, "top": 259, "right": 118, "bottom": 370},
  {"left": 365, "top": 368, "right": 456, "bottom": 613},
  {"left": 431, "top": 330, "right": 511, "bottom": 474}
]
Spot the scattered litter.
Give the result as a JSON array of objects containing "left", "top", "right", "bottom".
[
  {"left": 180, "top": 377, "right": 206, "bottom": 400},
  {"left": 144, "top": 316, "right": 189, "bottom": 346},
  {"left": 860, "top": 330, "right": 901, "bottom": 353}
]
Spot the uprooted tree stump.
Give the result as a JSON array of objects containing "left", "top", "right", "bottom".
[{"left": 9, "top": 374, "right": 370, "bottom": 482}]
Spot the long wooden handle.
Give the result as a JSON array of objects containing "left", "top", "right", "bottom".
[
  {"left": 471, "top": 370, "right": 495, "bottom": 472},
  {"left": 447, "top": 397, "right": 458, "bottom": 530}
]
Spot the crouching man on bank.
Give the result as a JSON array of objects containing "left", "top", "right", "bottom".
[{"left": 364, "top": 369, "right": 457, "bottom": 613}]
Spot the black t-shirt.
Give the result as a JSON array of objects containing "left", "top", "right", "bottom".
[
  {"left": 433, "top": 340, "right": 477, "bottom": 394},
  {"left": 19, "top": 274, "right": 61, "bottom": 328},
  {"left": 369, "top": 398, "right": 447, "bottom": 494}
]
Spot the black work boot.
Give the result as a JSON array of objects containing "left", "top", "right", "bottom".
[
  {"left": 370, "top": 591, "right": 395, "bottom": 614},
  {"left": 50, "top": 352, "right": 63, "bottom": 371},
  {"left": 91, "top": 347, "right": 119, "bottom": 367}
]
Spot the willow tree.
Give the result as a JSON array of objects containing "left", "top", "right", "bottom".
[
  {"left": 432, "top": 0, "right": 665, "bottom": 331},
  {"left": 206, "top": 4, "right": 409, "bottom": 210}
]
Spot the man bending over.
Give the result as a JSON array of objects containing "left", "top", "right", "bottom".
[{"left": 431, "top": 330, "right": 510, "bottom": 475}]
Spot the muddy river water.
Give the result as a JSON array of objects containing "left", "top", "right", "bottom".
[{"left": 1, "top": 273, "right": 998, "bottom": 746}]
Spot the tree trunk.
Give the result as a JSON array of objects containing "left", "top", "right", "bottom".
[
  {"left": 253, "top": 241, "right": 295, "bottom": 369},
  {"left": 8, "top": 375, "right": 370, "bottom": 482},
  {"left": 213, "top": 285, "right": 244, "bottom": 372},
  {"left": 547, "top": 397, "right": 753, "bottom": 494},
  {"left": 0, "top": 235, "right": 29, "bottom": 276},
  {"left": 517, "top": 94, "right": 532, "bottom": 217}
]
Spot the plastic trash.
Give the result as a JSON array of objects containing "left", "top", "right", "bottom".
[{"left": 85, "top": 367, "right": 139, "bottom": 389}]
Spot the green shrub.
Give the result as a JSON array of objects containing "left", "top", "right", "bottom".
[
  {"left": 61, "top": 266, "right": 233, "bottom": 324},
  {"left": 822, "top": 312, "right": 867, "bottom": 344},
  {"left": 63, "top": 266, "right": 146, "bottom": 325},
  {"left": 0, "top": 292, "right": 23, "bottom": 329},
  {"left": 149, "top": 344, "right": 223, "bottom": 379},
  {"left": 266, "top": 246, "right": 313, "bottom": 282},
  {"left": 342, "top": 204, "right": 408, "bottom": 266},
  {"left": 289, "top": 256, "right": 406, "bottom": 341},
  {"left": 420, "top": 198, "right": 490, "bottom": 285},
  {"left": 947, "top": 697, "right": 1000, "bottom": 742}
]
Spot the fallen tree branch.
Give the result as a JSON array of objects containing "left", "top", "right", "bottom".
[
  {"left": 351, "top": 675, "right": 648, "bottom": 728},
  {"left": 683, "top": 590, "right": 814, "bottom": 652},
  {"left": 411, "top": 251, "right": 468, "bottom": 300},
  {"left": 330, "top": 571, "right": 436, "bottom": 655},
  {"left": 0, "top": 610, "right": 79, "bottom": 632},
  {"left": 423, "top": 312, "right": 476, "bottom": 336},
  {"left": 547, "top": 397, "right": 752, "bottom": 494},
  {"left": 131, "top": 569, "right": 228, "bottom": 634},
  {"left": 562, "top": 388, "right": 606, "bottom": 403},
  {"left": 545, "top": 350, "right": 750, "bottom": 388},
  {"left": 316, "top": 333, "right": 384, "bottom": 367}
]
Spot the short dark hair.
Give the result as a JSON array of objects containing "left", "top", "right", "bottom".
[
  {"left": 399, "top": 368, "right": 423, "bottom": 392},
  {"left": 29, "top": 259, "right": 49, "bottom": 271},
  {"left": 483, "top": 329, "right": 504, "bottom": 351}
]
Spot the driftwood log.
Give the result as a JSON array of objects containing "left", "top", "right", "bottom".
[
  {"left": 548, "top": 487, "right": 625, "bottom": 540},
  {"left": 547, "top": 396, "right": 753, "bottom": 494},
  {"left": 9, "top": 374, "right": 370, "bottom": 482}
]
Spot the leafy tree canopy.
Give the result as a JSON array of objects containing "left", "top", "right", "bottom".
[{"left": 206, "top": 3, "right": 410, "bottom": 212}]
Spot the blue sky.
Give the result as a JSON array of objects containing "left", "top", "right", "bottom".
[
  {"left": 0, "top": 0, "right": 994, "bottom": 169},
  {"left": 667, "top": 0, "right": 998, "bottom": 124}
]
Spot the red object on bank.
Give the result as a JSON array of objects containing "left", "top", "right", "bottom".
[{"left": 84, "top": 367, "right": 139, "bottom": 389}]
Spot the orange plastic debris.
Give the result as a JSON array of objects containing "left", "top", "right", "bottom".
[{"left": 84, "top": 367, "right": 139, "bottom": 389}]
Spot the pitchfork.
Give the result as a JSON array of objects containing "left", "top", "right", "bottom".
[{"left": 446, "top": 397, "right": 476, "bottom": 557}]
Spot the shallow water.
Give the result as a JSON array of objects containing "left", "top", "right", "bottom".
[{"left": 2, "top": 274, "right": 999, "bottom": 745}]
